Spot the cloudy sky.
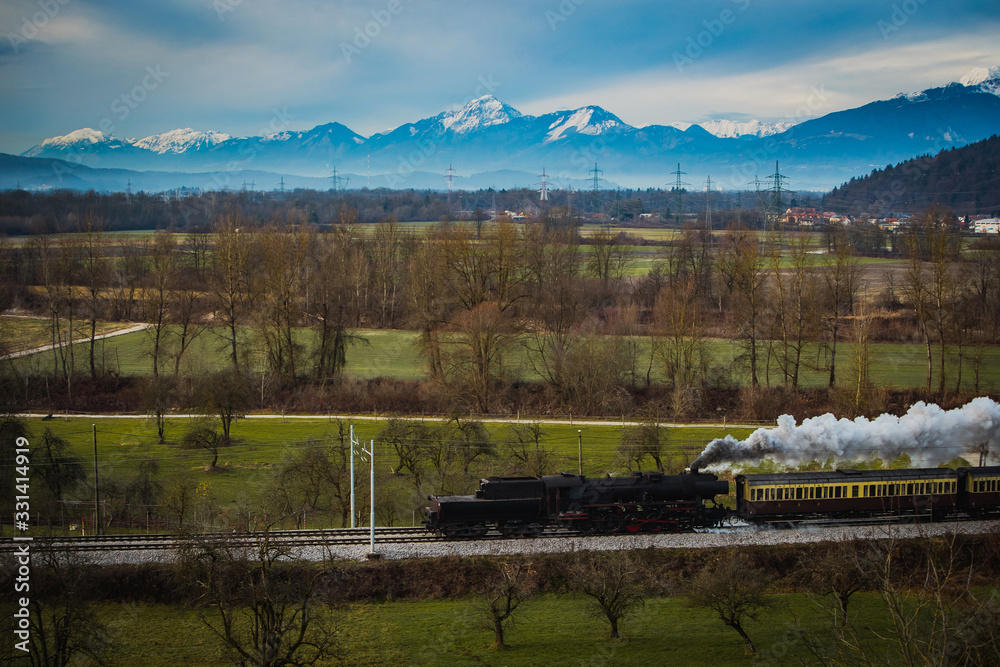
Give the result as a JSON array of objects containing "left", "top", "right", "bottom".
[{"left": 1, "top": 0, "right": 998, "bottom": 153}]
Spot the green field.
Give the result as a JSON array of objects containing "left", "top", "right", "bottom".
[
  {"left": 0, "top": 316, "right": 132, "bottom": 354},
  {"left": 88, "top": 590, "right": 940, "bottom": 666},
  {"left": 13, "top": 325, "right": 1000, "bottom": 392},
  {"left": 15, "top": 415, "right": 752, "bottom": 532}
]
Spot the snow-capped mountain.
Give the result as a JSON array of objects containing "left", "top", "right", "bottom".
[
  {"left": 697, "top": 119, "right": 794, "bottom": 138},
  {"left": 438, "top": 95, "right": 522, "bottom": 134},
  {"left": 960, "top": 65, "right": 1000, "bottom": 96},
  {"left": 14, "top": 65, "right": 1000, "bottom": 191},
  {"left": 132, "top": 128, "right": 232, "bottom": 153},
  {"left": 543, "top": 106, "right": 629, "bottom": 144},
  {"left": 23, "top": 128, "right": 133, "bottom": 156}
]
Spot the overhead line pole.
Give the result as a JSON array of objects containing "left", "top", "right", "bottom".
[
  {"left": 93, "top": 424, "right": 102, "bottom": 536},
  {"left": 350, "top": 425, "right": 356, "bottom": 529}
]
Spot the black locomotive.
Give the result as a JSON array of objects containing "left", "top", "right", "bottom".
[{"left": 424, "top": 470, "right": 730, "bottom": 538}]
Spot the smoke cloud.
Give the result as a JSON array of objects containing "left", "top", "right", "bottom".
[{"left": 690, "top": 397, "right": 1000, "bottom": 472}]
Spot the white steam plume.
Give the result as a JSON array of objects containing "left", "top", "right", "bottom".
[{"left": 691, "top": 397, "right": 1000, "bottom": 471}]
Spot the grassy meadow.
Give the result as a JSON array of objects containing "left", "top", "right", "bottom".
[
  {"left": 12, "top": 322, "right": 1000, "bottom": 392},
  {"left": 91, "top": 590, "right": 945, "bottom": 666},
  {"left": 17, "top": 414, "right": 753, "bottom": 532}
]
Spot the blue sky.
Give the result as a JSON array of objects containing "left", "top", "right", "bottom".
[{"left": 1, "top": 0, "right": 999, "bottom": 153}]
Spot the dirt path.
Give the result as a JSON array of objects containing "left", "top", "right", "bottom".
[{"left": 1, "top": 323, "right": 152, "bottom": 360}]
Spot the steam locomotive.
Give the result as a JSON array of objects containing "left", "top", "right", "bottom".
[
  {"left": 424, "top": 466, "right": 1000, "bottom": 538},
  {"left": 423, "top": 470, "right": 731, "bottom": 538}
]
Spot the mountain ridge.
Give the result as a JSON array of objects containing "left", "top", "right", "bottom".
[{"left": 13, "top": 69, "right": 1000, "bottom": 192}]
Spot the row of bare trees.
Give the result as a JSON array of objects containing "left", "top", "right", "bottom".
[{"left": 3, "top": 206, "right": 999, "bottom": 415}]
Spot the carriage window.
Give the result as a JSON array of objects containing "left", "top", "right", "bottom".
[
  {"left": 834, "top": 486, "right": 841, "bottom": 498},
  {"left": 852, "top": 485, "right": 859, "bottom": 498},
  {"left": 907, "top": 483, "right": 913, "bottom": 495},
  {"left": 888, "top": 484, "right": 895, "bottom": 496},
  {"left": 863, "top": 485, "right": 868, "bottom": 497},
  {"left": 796, "top": 487, "right": 802, "bottom": 500}
]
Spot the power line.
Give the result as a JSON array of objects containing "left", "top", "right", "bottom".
[{"left": 670, "top": 163, "right": 690, "bottom": 226}]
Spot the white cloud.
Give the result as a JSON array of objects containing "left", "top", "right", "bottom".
[{"left": 518, "top": 31, "right": 1000, "bottom": 129}]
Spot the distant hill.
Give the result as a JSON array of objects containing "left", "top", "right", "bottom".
[{"left": 823, "top": 134, "right": 1000, "bottom": 216}]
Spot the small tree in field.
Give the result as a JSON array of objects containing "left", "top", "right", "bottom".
[
  {"left": 571, "top": 550, "right": 647, "bottom": 640},
  {"left": 687, "top": 553, "right": 771, "bottom": 654},
  {"left": 475, "top": 559, "right": 533, "bottom": 651}
]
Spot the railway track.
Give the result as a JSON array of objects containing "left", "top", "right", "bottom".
[
  {"left": 0, "top": 526, "right": 586, "bottom": 553},
  {"left": 2, "top": 515, "right": 991, "bottom": 555}
]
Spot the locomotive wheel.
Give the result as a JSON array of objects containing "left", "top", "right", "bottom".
[
  {"left": 624, "top": 513, "right": 643, "bottom": 533},
  {"left": 595, "top": 513, "right": 623, "bottom": 534}
]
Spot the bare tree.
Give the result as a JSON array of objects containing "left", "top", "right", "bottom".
[
  {"left": 1, "top": 546, "right": 113, "bottom": 666},
  {"left": 571, "top": 550, "right": 647, "bottom": 640},
  {"left": 79, "top": 215, "right": 109, "bottom": 381},
  {"left": 210, "top": 214, "right": 254, "bottom": 374},
  {"left": 653, "top": 275, "right": 709, "bottom": 391},
  {"left": 501, "top": 422, "right": 553, "bottom": 477},
  {"left": 821, "top": 230, "right": 862, "bottom": 389},
  {"left": 800, "top": 536, "right": 878, "bottom": 627},
  {"left": 717, "top": 226, "right": 768, "bottom": 387},
  {"left": 617, "top": 415, "right": 669, "bottom": 472},
  {"left": 145, "top": 229, "right": 176, "bottom": 379},
  {"left": 189, "top": 526, "right": 339, "bottom": 666},
  {"left": 687, "top": 553, "right": 771, "bottom": 654},
  {"left": 474, "top": 559, "right": 533, "bottom": 651}
]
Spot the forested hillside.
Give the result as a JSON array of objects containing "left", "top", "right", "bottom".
[{"left": 824, "top": 135, "right": 1000, "bottom": 216}]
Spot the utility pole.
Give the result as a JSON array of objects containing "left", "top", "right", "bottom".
[
  {"left": 93, "top": 424, "right": 102, "bottom": 535},
  {"left": 537, "top": 167, "right": 549, "bottom": 202},
  {"left": 759, "top": 160, "right": 788, "bottom": 231},
  {"left": 446, "top": 163, "right": 455, "bottom": 209},
  {"left": 350, "top": 425, "right": 356, "bottom": 528},
  {"left": 670, "top": 163, "right": 689, "bottom": 227},
  {"left": 364, "top": 439, "right": 377, "bottom": 557},
  {"left": 577, "top": 429, "right": 583, "bottom": 476},
  {"left": 590, "top": 162, "right": 603, "bottom": 214},
  {"left": 705, "top": 175, "right": 714, "bottom": 234}
]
